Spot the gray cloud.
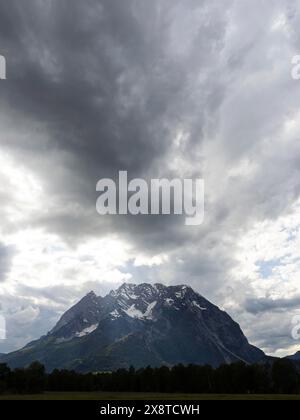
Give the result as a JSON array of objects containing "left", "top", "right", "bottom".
[
  {"left": 0, "top": 243, "right": 15, "bottom": 282},
  {"left": 0, "top": 0, "right": 227, "bottom": 244},
  {"left": 245, "top": 296, "right": 300, "bottom": 315}
]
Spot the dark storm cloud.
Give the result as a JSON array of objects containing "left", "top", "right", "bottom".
[
  {"left": 0, "top": 0, "right": 199, "bottom": 170},
  {"left": 0, "top": 0, "right": 227, "bottom": 245},
  {"left": 0, "top": 0, "right": 168, "bottom": 170}
]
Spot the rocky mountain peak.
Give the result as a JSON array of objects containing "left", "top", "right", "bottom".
[{"left": 1, "top": 283, "right": 265, "bottom": 372}]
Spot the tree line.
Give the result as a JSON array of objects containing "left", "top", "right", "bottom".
[{"left": 0, "top": 359, "right": 299, "bottom": 395}]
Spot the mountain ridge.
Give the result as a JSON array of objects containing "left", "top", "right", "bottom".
[
  {"left": 0, "top": 283, "right": 265, "bottom": 372},
  {"left": 287, "top": 351, "right": 300, "bottom": 361}
]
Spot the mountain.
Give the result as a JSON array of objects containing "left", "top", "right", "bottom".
[
  {"left": 0, "top": 283, "right": 265, "bottom": 372},
  {"left": 287, "top": 352, "right": 300, "bottom": 361}
]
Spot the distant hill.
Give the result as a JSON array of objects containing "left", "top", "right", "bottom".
[{"left": 287, "top": 352, "right": 300, "bottom": 361}]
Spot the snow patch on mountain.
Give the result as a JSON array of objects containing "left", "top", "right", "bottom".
[
  {"left": 165, "top": 298, "right": 174, "bottom": 306},
  {"left": 110, "top": 310, "right": 121, "bottom": 319},
  {"left": 122, "top": 301, "right": 157, "bottom": 320},
  {"left": 144, "top": 301, "right": 157, "bottom": 319},
  {"left": 175, "top": 287, "right": 188, "bottom": 299},
  {"left": 75, "top": 323, "right": 99, "bottom": 337},
  {"left": 192, "top": 301, "right": 207, "bottom": 311},
  {"left": 124, "top": 305, "right": 144, "bottom": 319}
]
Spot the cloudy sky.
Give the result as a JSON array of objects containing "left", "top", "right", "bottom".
[{"left": 0, "top": 0, "right": 300, "bottom": 357}]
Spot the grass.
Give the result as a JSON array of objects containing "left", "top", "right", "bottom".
[{"left": 0, "top": 392, "right": 300, "bottom": 400}]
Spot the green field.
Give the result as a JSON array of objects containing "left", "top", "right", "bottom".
[{"left": 0, "top": 392, "right": 300, "bottom": 400}]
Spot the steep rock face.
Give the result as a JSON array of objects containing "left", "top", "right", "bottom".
[{"left": 0, "top": 283, "right": 265, "bottom": 372}]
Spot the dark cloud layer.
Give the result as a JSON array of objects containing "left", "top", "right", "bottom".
[
  {"left": 245, "top": 296, "right": 300, "bottom": 315},
  {"left": 0, "top": 0, "right": 226, "bottom": 244}
]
